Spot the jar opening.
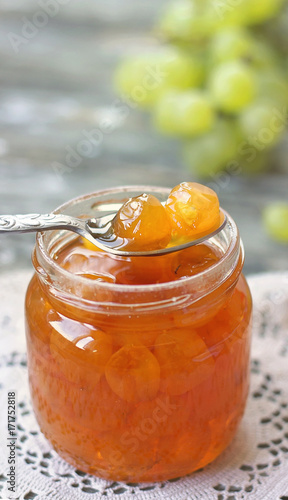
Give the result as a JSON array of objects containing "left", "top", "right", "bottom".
[{"left": 33, "top": 186, "right": 243, "bottom": 307}]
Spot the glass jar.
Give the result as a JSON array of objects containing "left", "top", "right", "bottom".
[{"left": 25, "top": 186, "right": 252, "bottom": 482}]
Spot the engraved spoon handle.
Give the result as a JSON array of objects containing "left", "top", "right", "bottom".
[{"left": 0, "top": 213, "right": 84, "bottom": 234}]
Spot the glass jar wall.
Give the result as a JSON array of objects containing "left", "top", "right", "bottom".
[{"left": 25, "top": 186, "right": 252, "bottom": 482}]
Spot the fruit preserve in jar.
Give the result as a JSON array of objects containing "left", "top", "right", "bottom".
[{"left": 25, "top": 185, "right": 252, "bottom": 482}]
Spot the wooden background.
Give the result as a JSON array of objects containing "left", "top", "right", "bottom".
[{"left": 0, "top": 0, "right": 287, "bottom": 275}]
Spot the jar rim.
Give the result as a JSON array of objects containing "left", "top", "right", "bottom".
[{"left": 34, "top": 185, "right": 242, "bottom": 297}]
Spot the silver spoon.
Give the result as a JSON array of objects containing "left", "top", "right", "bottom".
[{"left": 0, "top": 211, "right": 227, "bottom": 257}]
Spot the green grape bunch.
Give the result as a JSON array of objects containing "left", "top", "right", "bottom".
[
  {"left": 263, "top": 203, "right": 288, "bottom": 243},
  {"left": 115, "top": 0, "right": 288, "bottom": 178}
]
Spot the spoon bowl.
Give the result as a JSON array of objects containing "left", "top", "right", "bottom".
[{"left": 0, "top": 210, "right": 227, "bottom": 256}]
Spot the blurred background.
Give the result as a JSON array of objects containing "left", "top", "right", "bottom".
[{"left": 0, "top": 0, "right": 287, "bottom": 275}]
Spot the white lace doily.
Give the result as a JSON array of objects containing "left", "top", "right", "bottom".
[{"left": 0, "top": 270, "right": 288, "bottom": 500}]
